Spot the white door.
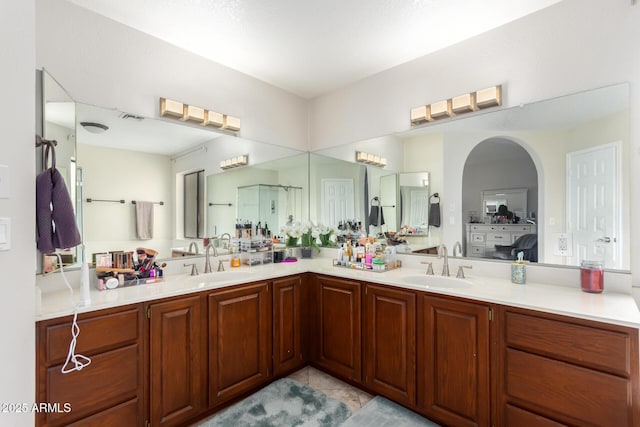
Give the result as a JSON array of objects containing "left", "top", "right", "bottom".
[
  {"left": 321, "top": 179, "right": 354, "bottom": 228},
  {"left": 566, "top": 142, "right": 620, "bottom": 268}
]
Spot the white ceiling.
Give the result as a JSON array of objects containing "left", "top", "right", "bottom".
[{"left": 65, "top": 0, "right": 561, "bottom": 99}]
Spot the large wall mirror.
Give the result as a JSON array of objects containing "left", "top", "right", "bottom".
[
  {"left": 37, "top": 71, "right": 305, "bottom": 274},
  {"left": 311, "top": 83, "right": 630, "bottom": 270}
]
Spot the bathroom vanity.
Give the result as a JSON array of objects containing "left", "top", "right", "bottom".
[{"left": 35, "top": 258, "right": 640, "bottom": 427}]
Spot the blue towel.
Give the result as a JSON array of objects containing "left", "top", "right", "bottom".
[{"left": 36, "top": 168, "right": 81, "bottom": 254}]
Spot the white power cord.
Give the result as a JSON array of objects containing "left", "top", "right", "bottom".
[{"left": 55, "top": 252, "right": 91, "bottom": 374}]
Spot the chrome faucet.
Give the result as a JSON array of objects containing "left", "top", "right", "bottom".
[
  {"left": 204, "top": 242, "right": 218, "bottom": 273},
  {"left": 219, "top": 233, "right": 232, "bottom": 251},
  {"left": 452, "top": 241, "right": 463, "bottom": 257},
  {"left": 188, "top": 241, "right": 199, "bottom": 255},
  {"left": 438, "top": 243, "right": 449, "bottom": 276}
]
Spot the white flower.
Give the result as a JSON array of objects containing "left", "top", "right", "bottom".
[{"left": 329, "top": 234, "right": 337, "bottom": 243}]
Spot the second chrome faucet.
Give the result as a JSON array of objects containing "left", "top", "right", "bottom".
[{"left": 438, "top": 243, "right": 449, "bottom": 276}]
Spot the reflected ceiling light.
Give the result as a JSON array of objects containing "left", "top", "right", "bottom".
[
  {"left": 220, "top": 154, "right": 249, "bottom": 170},
  {"left": 80, "top": 122, "right": 109, "bottom": 134},
  {"left": 355, "top": 151, "right": 387, "bottom": 167}
]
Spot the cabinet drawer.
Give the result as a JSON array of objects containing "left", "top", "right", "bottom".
[
  {"left": 469, "top": 225, "right": 497, "bottom": 231},
  {"left": 505, "top": 311, "right": 632, "bottom": 376},
  {"left": 499, "top": 225, "right": 531, "bottom": 232},
  {"left": 46, "top": 344, "right": 140, "bottom": 425},
  {"left": 470, "top": 245, "right": 485, "bottom": 256},
  {"left": 470, "top": 233, "right": 485, "bottom": 243},
  {"left": 44, "top": 308, "right": 140, "bottom": 364},
  {"left": 486, "top": 232, "right": 510, "bottom": 242},
  {"left": 505, "top": 348, "right": 630, "bottom": 427},
  {"left": 504, "top": 404, "right": 566, "bottom": 427},
  {"left": 68, "top": 398, "right": 140, "bottom": 426}
]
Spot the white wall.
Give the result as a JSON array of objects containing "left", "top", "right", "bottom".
[
  {"left": 78, "top": 144, "right": 174, "bottom": 258},
  {"left": 310, "top": 0, "right": 640, "bottom": 284},
  {"left": 0, "top": 2, "right": 35, "bottom": 425},
  {"left": 36, "top": 0, "right": 309, "bottom": 152}
]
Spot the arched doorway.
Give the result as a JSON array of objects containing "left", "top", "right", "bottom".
[{"left": 462, "top": 137, "right": 539, "bottom": 260}]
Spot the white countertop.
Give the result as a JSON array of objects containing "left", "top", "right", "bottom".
[{"left": 37, "top": 257, "right": 640, "bottom": 328}]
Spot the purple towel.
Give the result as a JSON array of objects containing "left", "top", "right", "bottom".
[{"left": 36, "top": 168, "right": 82, "bottom": 254}]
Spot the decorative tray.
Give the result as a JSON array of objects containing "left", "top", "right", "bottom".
[{"left": 332, "top": 259, "right": 401, "bottom": 273}]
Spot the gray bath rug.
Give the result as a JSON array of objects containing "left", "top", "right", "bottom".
[
  {"left": 341, "top": 396, "right": 440, "bottom": 427},
  {"left": 196, "top": 378, "right": 352, "bottom": 426}
]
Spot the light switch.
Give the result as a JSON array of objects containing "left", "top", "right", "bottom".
[
  {"left": 0, "top": 165, "right": 8, "bottom": 198},
  {"left": 0, "top": 217, "right": 10, "bottom": 251}
]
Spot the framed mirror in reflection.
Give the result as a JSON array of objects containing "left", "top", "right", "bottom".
[{"left": 312, "top": 83, "right": 630, "bottom": 270}]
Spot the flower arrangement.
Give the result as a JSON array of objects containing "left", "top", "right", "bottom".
[
  {"left": 318, "top": 224, "right": 336, "bottom": 247},
  {"left": 281, "top": 221, "right": 321, "bottom": 253},
  {"left": 281, "top": 222, "right": 302, "bottom": 247}
]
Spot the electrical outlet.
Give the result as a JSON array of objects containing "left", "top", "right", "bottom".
[
  {"left": 558, "top": 236, "right": 568, "bottom": 252},
  {"left": 553, "top": 232, "right": 572, "bottom": 257}
]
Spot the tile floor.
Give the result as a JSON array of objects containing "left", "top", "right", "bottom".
[{"left": 286, "top": 366, "right": 374, "bottom": 414}]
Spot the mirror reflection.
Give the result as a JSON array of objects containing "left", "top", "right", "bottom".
[
  {"left": 38, "top": 86, "right": 304, "bottom": 272},
  {"left": 206, "top": 153, "right": 309, "bottom": 243},
  {"left": 39, "top": 70, "right": 80, "bottom": 273},
  {"left": 313, "top": 83, "right": 630, "bottom": 270}
]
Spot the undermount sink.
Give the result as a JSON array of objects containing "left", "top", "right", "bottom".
[{"left": 401, "top": 274, "right": 472, "bottom": 289}]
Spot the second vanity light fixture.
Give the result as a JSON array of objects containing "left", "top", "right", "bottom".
[
  {"left": 220, "top": 154, "right": 249, "bottom": 170},
  {"left": 355, "top": 151, "right": 387, "bottom": 168},
  {"left": 160, "top": 98, "right": 241, "bottom": 132},
  {"left": 410, "top": 85, "right": 502, "bottom": 125}
]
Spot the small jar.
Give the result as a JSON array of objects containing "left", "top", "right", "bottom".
[{"left": 580, "top": 260, "right": 604, "bottom": 293}]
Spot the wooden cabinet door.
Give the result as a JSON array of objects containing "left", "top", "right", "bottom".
[
  {"left": 273, "top": 276, "right": 303, "bottom": 376},
  {"left": 419, "top": 295, "right": 490, "bottom": 427},
  {"left": 149, "top": 295, "right": 204, "bottom": 427},
  {"left": 313, "top": 275, "right": 362, "bottom": 382},
  {"left": 208, "top": 281, "right": 272, "bottom": 406},
  {"left": 364, "top": 283, "right": 416, "bottom": 405},
  {"left": 498, "top": 307, "right": 640, "bottom": 426},
  {"left": 36, "top": 305, "right": 144, "bottom": 427}
]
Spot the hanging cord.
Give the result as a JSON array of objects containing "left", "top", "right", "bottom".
[{"left": 55, "top": 252, "right": 91, "bottom": 374}]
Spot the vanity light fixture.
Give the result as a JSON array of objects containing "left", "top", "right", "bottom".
[
  {"left": 183, "top": 105, "right": 205, "bottom": 123},
  {"left": 220, "top": 154, "right": 249, "bottom": 170},
  {"left": 451, "top": 93, "right": 477, "bottom": 114},
  {"left": 475, "top": 85, "right": 502, "bottom": 109},
  {"left": 159, "top": 98, "right": 184, "bottom": 118},
  {"left": 410, "top": 84, "right": 503, "bottom": 126},
  {"left": 428, "top": 99, "right": 452, "bottom": 120},
  {"left": 355, "top": 151, "right": 387, "bottom": 167},
  {"left": 223, "top": 115, "right": 241, "bottom": 132},
  {"left": 159, "top": 97, "right": 241, "bottom": 132},
  {"left": 410, "top": 105, "right": 428, "bottom": 124},
  {"left": 202, "top": 110, "right": 224, "bottom": 128},
  {"left": 80, "top": 122, "right": 109, "bottom": 134}
]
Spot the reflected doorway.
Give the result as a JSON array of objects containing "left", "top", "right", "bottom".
[{"left": 462, "top": 137, "right": 538, "bottom": 258}]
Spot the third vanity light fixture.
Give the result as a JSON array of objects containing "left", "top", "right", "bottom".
[
  {"left": 410, "top": 85, "right": 502, "bottom": 125},
  {"left": 355, "top": 151, "right": 387, "bottom": 167},
  {"left": 220, "top": 154, "right": 249, "bottom": 170},
  {"left": 160, "top": 98, "right": 241, "bottom": 132}
]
